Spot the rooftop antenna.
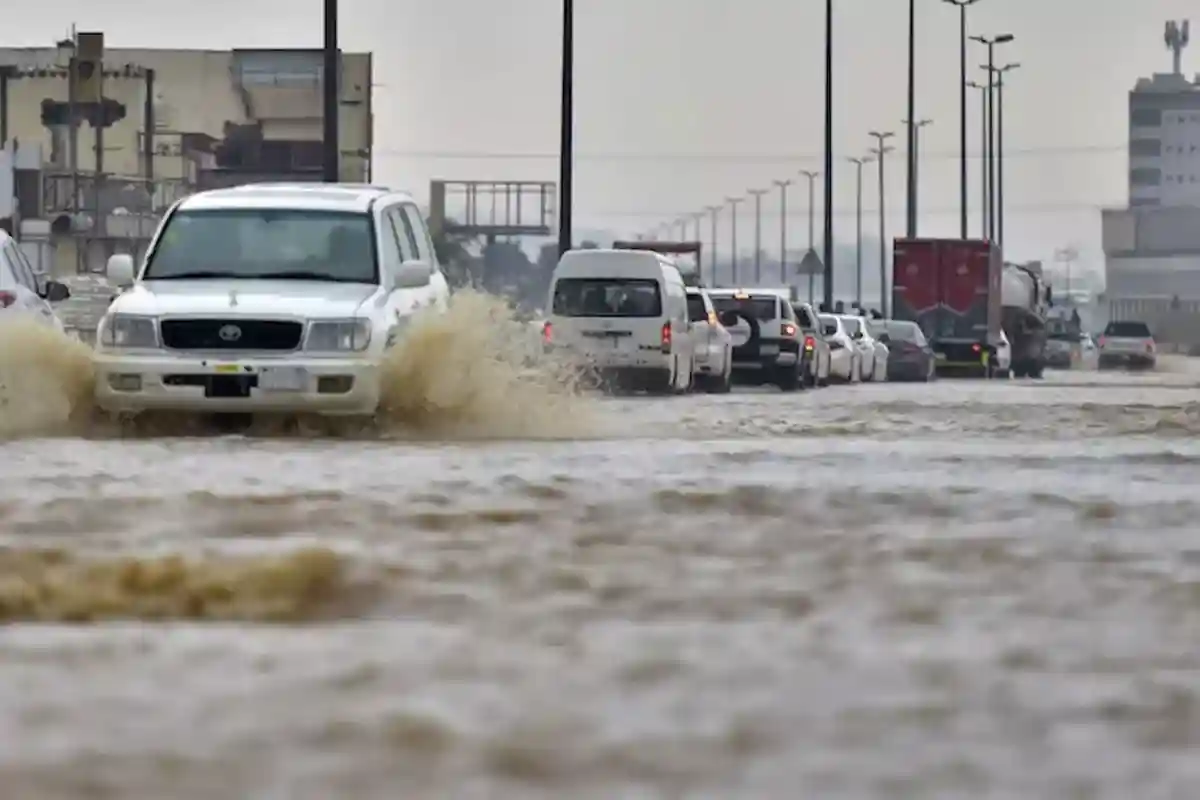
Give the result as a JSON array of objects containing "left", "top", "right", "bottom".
[{"left": 1165, "top": 19, "right": 1189, "bottom": 75}]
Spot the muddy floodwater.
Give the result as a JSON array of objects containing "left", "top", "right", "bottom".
[{"left": 3, "top": 343, "right": 1200, "bottom": 797}]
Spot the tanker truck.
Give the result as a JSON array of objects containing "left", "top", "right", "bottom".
[{"left": 1000, "top": 260, "right": 1050, "bottom": 378}]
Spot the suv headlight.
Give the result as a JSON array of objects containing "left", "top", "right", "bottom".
[
  {"left": 305, "top": 319, "right": 371, "bottom": 352},
  {"left": 97, "top": 314, "right": 158, "bottom": 348}
]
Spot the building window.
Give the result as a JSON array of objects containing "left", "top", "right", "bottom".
[
  {"left": 1130, "top": 167, "right": 1161, "bottom": 185},
  {"left": 1131, "top": 108, "right": 1163, "bottom": 126}
]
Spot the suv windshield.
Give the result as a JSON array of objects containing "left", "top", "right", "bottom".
[
  {"left": 1104, "top": 321, "right": 1152, "bottom": 338},
  {"left": 710, "top": 296, "right": 777, "bottom": 320},
  {"left": 143, "top": 209, "right": 377, "bottom": 282},
  {"left": 552, "top": 278, "right": 662, "bottom": 317}
]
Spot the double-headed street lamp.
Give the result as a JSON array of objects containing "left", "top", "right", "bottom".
[
  {"left": 773, "top": 179, "right": 793, "bottom": 284},
  {"left": 847, "top": 155, "right": 874, "bottom": 309},
  {"left": 868, "top": 131, "right": 894, "bottom": 316},
  {"left": 986, "top": 62, "right": 1019, "bottom": 247},
  {"left": 799, "top": 170, "right": 820, "bottom": 302},
  {"left": 726, "top": 196, "right": 743, "bottom": 284},
  {"left": 942, "top": 0, "right": 981, "bottom": 237},
  {"left": 901, "top": 118, "right": 932, "bottom": 234},
  {"left": 970, "top": 32, "right": 1014, "bottom": 243}
]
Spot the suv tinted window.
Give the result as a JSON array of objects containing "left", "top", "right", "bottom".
[
  {"left": 710, "top": 296, "right": 777, "bottom": 320},
  {"left": 1104, "top": 321, "right": 1151, "bottom": 337},
  {"left": 686, "top": 293, "right": 707, "bottom": 322},
  {"left": 793, "top": 305, "right": 816, "bottom": 329}
]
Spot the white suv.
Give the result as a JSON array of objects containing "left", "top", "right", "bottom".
[{"left": 93, "top": 183, "right": 450, "bottom": 417}]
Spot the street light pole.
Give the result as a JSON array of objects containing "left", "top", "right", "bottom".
[
  {"left": 967, "top": 80, "right": 990, "bottom": 237},
  {"left": 799, "top": 170, "right": 819, "bottom": 302},
  {"left": 901, "top": 118, "right": 932, "bottom": 235},
  {"left": 905, "top": 0, "right": 916, "bottom": 237},
  {"left": 847, "top": 155, "right": 874, "bottom": 309},
  {"left": 557, "top": 0, "right": 574, "bottom": 256},
  {"left": 868, "top": 131, "right": 894, "bottom": 316},
  {"left": 773, "top": 179, "right": 792, "bottom": 284},
  {"left": 322, "top": 0, "right": 340, "bottom": 182},
  {"left": 706, "top": 205, "right": 721, "bottom": 287},
  {"left": 748, "top": 188, "right": 768, "bottom": 284},
  {"left": 822, "top": 0, "right": 835, "bottom": 308},
  {"left": 990, "top": 63, "right": 1019, "bottom": 249},
  {"left": 943, "top": 0, "right": 980, "bottom": 238},
  {"left": 970, "top": 33, "right": 1013, "bottom": 242},
  {"left": 726, "top": 197, "right": 742, "bottom": 285}
]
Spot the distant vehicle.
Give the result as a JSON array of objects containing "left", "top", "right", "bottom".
[
  {"left": 994, "top": 328, "right": 1012, "bottom": 377},
  {"left": 685, "top": 287, "right": 733, "bottom": 393},
  {"left": 791, "top": 301, "right": 831, "bottom": 388},
  {"left": 545, "top": 248, "right": 697, "bottom": 394},
  {"left": 818, "top": 313, "right": 860, "bottom": 383},
  {"left": 707, "top": 288, "right": 804, "bottom": 391},
  {"left": 0, "top": 229, "right": 71, "bottom": 331},
  {"left": 93, "top": 183, "right": 449, "bottom": 418},
  {"left": 869, "top": 319, "right": 935, "bottom": 381},
  {"left": 838, "top": 313, "right": 886, "bottom": 381},
  {"left": 1098, "top": 320, "right": 1156, "bottom": 370}
]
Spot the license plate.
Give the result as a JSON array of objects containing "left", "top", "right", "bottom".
[
  {"left": 759, "top": 344, "right": 779, "bottom": 355},
  {"left": 213, "top": 363, "right": 241, "bottom": 374},
  {"left": 259, "top": 366, "right": 307, "bottom": 391},
  {"left": 935, "top": 352, "right": 946, "bottom": 361}
]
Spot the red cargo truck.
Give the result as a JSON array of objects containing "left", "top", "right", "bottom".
[{"left": 891, "top": 238, "right": 1002, "bottom": 376}]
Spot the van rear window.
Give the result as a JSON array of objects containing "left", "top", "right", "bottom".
[
  {"left": 710, "top": 296, "right": 777, "bottom": 320},
  {"left": 552, "top": 278, "right": 662, "bottom": 317},
  {"left": 1103, "top": 321, "right": 1151, "bottom": 338}
]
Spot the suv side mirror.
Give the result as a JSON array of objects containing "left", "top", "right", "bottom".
[
  {"left": 106, "top": 253, "right": 136, "bottom": 285},
  {"left": 718, "top": 310, "right": 739, "bottom": 327},
  {"left": 42, "top": 280, "right": 71, "bottom": 302},
  {"left": 387, "top": 259, "right": 432, "bottom": 289}
]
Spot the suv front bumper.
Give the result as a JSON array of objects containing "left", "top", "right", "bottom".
[{"left": 93, "top": 351, "right": 381, "bottom": 415}]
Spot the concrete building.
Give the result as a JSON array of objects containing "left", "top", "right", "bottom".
[
  {"left": 1102, "top": 20, "right": 1200, "bottom": 345},
  {"left": 0, "top": 41, "right": 372, "bottom": 274}
]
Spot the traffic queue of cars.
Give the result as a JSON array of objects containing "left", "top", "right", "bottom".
[{"left": 539, "top": 247, "right": 972, "bottom": 395}]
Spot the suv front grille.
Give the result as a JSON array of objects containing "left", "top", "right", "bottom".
[{"left": 160, "top": 319, "right": 303, "bottom": 351}]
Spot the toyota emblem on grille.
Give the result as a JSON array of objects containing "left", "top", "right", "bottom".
[{"left": 218, "top": 324, "right": 242, "bottom": 342}]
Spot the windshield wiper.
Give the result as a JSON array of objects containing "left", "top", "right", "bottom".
[
  {"left": 149, "top": 270, "right": 242, "bottom": 280},
  {"left": 256, "top": 271, "right": 364, "bottom": 283}
]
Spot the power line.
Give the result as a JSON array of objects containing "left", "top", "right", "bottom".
[
  {"left": 588, "top": 200, "right": 1117, "bottom": 218},
  {"left": 375, "top": 143, "right": 1125, "bottom": 163}
]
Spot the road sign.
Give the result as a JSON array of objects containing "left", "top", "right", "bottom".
[{"left": 796, "top": 248, "right": 823, "bottom": 276}]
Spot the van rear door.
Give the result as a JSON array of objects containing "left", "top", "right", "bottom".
[{"left": 550, "top": 276, "right": 666, "bottom": 357}]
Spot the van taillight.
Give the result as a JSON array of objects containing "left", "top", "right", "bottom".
[
  {"left": 541, "top": 321, "right": 552, "bottom": 343},
  {"left": 0, "top": 291, "right": 15, "bottom": 308},
  {"left": 660, "top": 321, "right": 672, "bottom": 353}
]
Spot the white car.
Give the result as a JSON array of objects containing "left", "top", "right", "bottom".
[
  {"left": 838, "top": 314, "right": 886, "bottom": 381},
  {"left": 686, "top": 287, "right": 733, "bottom": 393},
  {"left": 994, "top": 329, "right": 1012, "bottom": 377},
  {"left": 818, "top": 313, "right": 860, "bottom": 383},
  {"left": 0, "top": 230, "right": 71, "bottom": 330},
  {"left": 93, "top": 183, "right": 450, "bottom": 417}
]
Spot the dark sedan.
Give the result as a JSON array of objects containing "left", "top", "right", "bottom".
[{"left": 867, "top": 319, "right": 936, "bottom": 381}]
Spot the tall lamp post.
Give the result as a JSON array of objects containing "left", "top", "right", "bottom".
[
  {"left": 970, "top": 32, "right": 1013, "bottom": 241},
  {"left": 557, "top": 0, "right": 575, "bottom": 256},
  {"left": 847, "top": 155, "right": 874, "bottom": 308},
  {"left": 773, "top": 179, "right": 792, "bottom": 284},
  {"left": 901, "top": 118, "right": 932, "bottom": 235},
  {"left": 821, "top": 0, "right": 835, "bottom": 308},
  {"left": 706, "top": 205, "right": 721, "bottom": 286},
  {"left": 748, "top": 188, "right": 768, "bottom": 283},
  {"left": 989, "top": 62, "right": 1019, "bottom": 248},
  {"left": 322, "top": 0, "right": 339, "bottom": 182},
  {"left": 868, "top": 131, "right": 894, "bottom": 316},
  {"left": 904, "top": 0, "right": 917, "bottom": 237},
  {"left": 799, "top": 170, "right": 820, "bottom": 302},
  {"left": 966, "top": 79, "right": 991, "bottom": 237},
  {"left": 942, "top": 0, "right": 980, "bottom": 238},
  {"left": 726, "top": 196, "right": 743, "bottom": 285}
]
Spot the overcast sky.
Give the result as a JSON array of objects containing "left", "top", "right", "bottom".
[{"left": 10, "top": 0, "right": 1198, "bottom": 271}]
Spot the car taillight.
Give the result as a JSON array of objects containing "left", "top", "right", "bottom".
[
  {"left": 0, "top": 291, "right": 14, "bottom": 308},
  {"left": 971, "top": 342, "right": 981, "bottom": 352},
  {"left": 781, "top": 322, "right": 797, "bottom": 337},
  {"left": 1146, "top": 339, "right": 1155, "bottom": 352},
  {"left": 541, "top": 321, "right": 552, "bottom": 343},
  {"left": 661, "top": 321, "right": 672, "bottom": 353},
  {"left": 803, "top": 335, "right": 814, "bottom": 351}
]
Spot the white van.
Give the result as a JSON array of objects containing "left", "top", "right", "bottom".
[{"left": 544, "top": 248, "right": 696, "bottom": 393}]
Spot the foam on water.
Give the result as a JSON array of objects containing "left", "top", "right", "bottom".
[{"left": 0, "top": 291, "right": 595, "bottom": 440}]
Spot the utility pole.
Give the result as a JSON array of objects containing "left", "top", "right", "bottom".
[
  {"left": 821, "top": 0, "right": 835, "bottom": 308},
  {"left": 990, "top": 63, "right": 1019, "bottom": 249},
  {"left": 905, "top": 0, "right": 917, "bottom": 238},
  {"left": 726, "top": 196, "right": 742, "bottom": 285},
  {"left": 322, "top": 0, "right": 340, "bottom": 182},
  {"left": 967, "top": 80, "right": 990, "bottom": 237},
  {"left": 773, "top": 179, "right": 792, "bottom": 284},
  {"left": 943, "top": 0, "right": 980, "bottom": 238},
  {"left": 557, "top": 0, "right": 574, "bottom": 256},
  {"left": 970, "top": 33, "right": 1013, "bottom": 241},
  {"left": 901, "top": 118, "right": 932, "bottom": 235},
  {"left": 706, "top": 205, "right": 720, "bottom": 287},
  {"left": 847, "top": 156, "right": 873, "bottom": 309},
  {"left": 799, "top": 170, "right": 819, "bottom": 303},
  {"left": 748, "top": 188, "right": 768, "bottom": 284},
  {"left": 868, "top": 132, "right": 894, "bottom": 316}
]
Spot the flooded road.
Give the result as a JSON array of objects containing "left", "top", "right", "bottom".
[{"left": 3, "top": 358, "right": 1200, "bottom": 798}]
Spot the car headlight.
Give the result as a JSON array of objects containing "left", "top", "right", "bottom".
[
  {"left": 305, "top": 319, "right": 371, "bottom": 352},
  {"left": 97, "top": 314, "right": 158, "bottom": 348}
]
